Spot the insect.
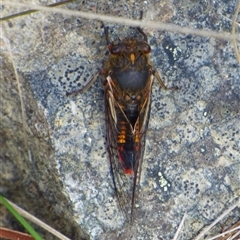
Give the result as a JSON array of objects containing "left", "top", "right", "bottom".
[{"left": 67, "top": 20, "right": 178, "bottom": 221}]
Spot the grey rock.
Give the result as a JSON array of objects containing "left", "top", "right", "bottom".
[{"left": 1, "top": 0, "right": 239, "bottom": 239}]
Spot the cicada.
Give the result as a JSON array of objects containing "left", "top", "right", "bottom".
[{"left": 67, "top": 23, "right": 177, "bottom": 221}]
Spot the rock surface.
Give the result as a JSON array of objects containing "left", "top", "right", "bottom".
[{"left": 1, "top": 0, "right": 240, "bottom": 239}]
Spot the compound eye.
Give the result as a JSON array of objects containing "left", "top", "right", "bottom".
[
  {"left": 109, "top": 45, "right": 122, "bottom": 54},
  {"left": 142, "top": 43, "right": 151, "bottom": 53}
]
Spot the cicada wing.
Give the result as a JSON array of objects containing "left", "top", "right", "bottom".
[
  {"left": 136, "top": 74, "right": 153, "bottom": 187},
  {"left": 105, "top": 86, "right": 133, "bottom": 219},
  {"left": 104, "top": 74, "right": 153, "bottom": 221}
]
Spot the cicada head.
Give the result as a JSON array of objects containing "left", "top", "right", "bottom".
[{"left": 108, "top": 37, "right": 151, "bottom": 65}]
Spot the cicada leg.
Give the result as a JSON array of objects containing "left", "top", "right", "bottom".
[
  {"left": 67, "top": 22, "right": 112, "bottom": 97},
  {"left": 135, "top": 11, "right": 178, "bottom": 91},
  {"left": 136, "top": 11, "right": 148, "bottom": 42},
  {"left": 66, "top": 70, "right": 101, "bottom": 96},
  {"left": 154, "top": 70, "right": 179, "bottom": 90},
  {"left": 103, "top": 24, "right": 111, "bottom": 45},
  {"left": 136, "top": 27, "right": 148, "bottom": 42}
]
